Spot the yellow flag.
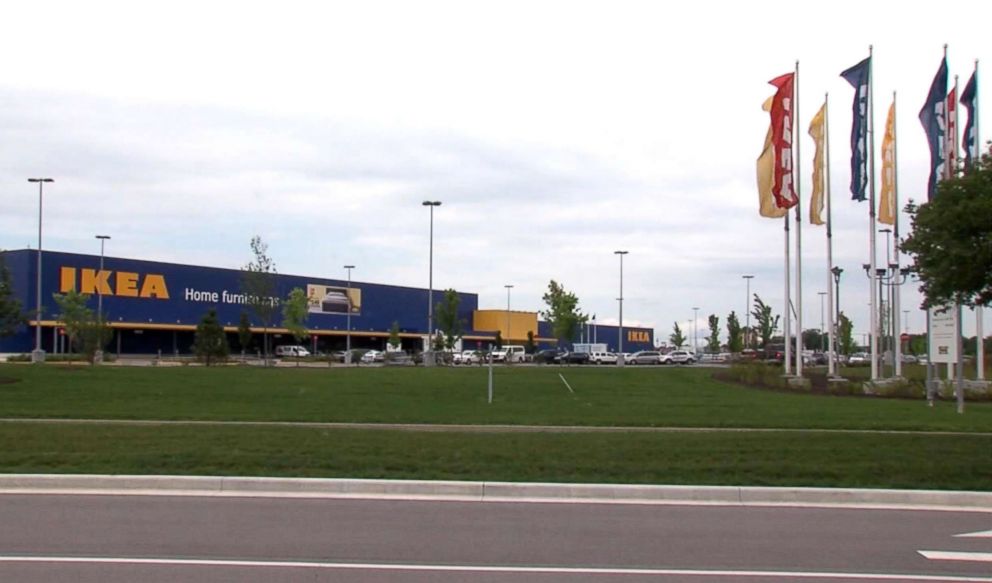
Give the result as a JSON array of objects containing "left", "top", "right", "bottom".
[
  {"left": 807, "top": 102, "right": 826, "bottom": 225},
  {"left": 879, "top": 102, "right": 896, "bottom": 225},
  {"left": 757, "top": 97, "right": 788, "bottom": 218}
]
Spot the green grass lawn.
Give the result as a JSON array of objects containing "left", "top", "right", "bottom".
[
  {"left": 1, "top": 363, "right": 990, "bottom": 431},
  {"left": 1, "top": 363, "right": 990, "bottom": 489}
]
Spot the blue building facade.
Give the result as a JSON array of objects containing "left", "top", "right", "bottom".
[{"left": 0, "top": 249, "right": 654, "bottom": 356}]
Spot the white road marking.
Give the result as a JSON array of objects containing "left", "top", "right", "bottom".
[
  {"left": 558, "top": 373, "right": 574, "bottom": 394},
  {"left": 955, "top": 529, "right": 992, "bottom": 538},
  {"left": 919, "top": 550, "right": 992, "bottom": 563},
  {"left": 2, "top": 556, "right": 992, "bottom": 581}
]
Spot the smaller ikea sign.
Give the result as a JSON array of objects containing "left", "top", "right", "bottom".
[
  {"left": 627, "top": 330, "right": 650, "bottom": 343},
  {"left": 59, "top": 267, "right": 170, "bottom": 300}
]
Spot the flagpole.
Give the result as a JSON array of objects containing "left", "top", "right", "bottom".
[
  {"left": 867, "top": 45, "right": 880, "bottom": 381},
  {"left": 825, "top": 92, "right": 837, "bottom": 377},
  {"left": 794, "top": 60, "right": 804, "bottom": 378},
  {"left": 784, "top": 212, "right": 792, "bottom": 376},
  {"left": 952, "top": 73, "right": 965, "bottom": 413},
  {"left": 892, "top": 91, "right": 903, "bottom": 377},
  {"left": 976, "top": 59, "right": 985, "bottom": 381}
]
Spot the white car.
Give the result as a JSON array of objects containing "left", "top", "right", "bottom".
[
  {"left": 453, "top": 350, "right": 482, "bottom": 365},
  {"left": 661, "top": 350, "right": 696, "bottom": 365},
  {"left": 589, "top": 351, "right": 618, "bottom": 365},
  {"left": 360, "top": 350, "right": 384, "bottom": 364},
  {"left": 275, "top": 345, "right": 310, "bottom": 358}
]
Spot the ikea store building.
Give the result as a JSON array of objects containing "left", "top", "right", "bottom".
[{"left": 0, "top": 249, "right": 655, "bottom": 357}]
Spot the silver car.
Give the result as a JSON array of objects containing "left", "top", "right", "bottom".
[{"left": 627, "top": 351, "right": 661, "bottom": 365}]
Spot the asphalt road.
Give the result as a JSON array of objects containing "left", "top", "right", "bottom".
[{"left": 2, "top": 494, "right": 991, "bottom": 582}]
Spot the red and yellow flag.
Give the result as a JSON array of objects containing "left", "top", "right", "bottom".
[
  {"left": 757, "top": 96, "right": 788, "bottom": 218},
  {"left": 807, "top": 102, "right": 827, "bottom": 225},
  {"left": 879, "top": 102, "right": 896, "bottom": 225}
]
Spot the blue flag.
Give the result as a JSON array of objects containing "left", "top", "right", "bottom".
[
  {"left": 918, "top": 58, "right": 948, "bottom": 200},
  {"left": 840, "top": 57, "right": 871, "bottom": 202},
  {"left": 960, "top": 69, "right": 978, "bottom": 169}
]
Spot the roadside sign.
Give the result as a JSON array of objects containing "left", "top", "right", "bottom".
[{"left": 928, "top": 307, "right": 957, "bottom": 364}]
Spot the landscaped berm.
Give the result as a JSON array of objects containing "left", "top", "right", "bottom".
[{"left": 0, "top": 363, "right": 989, "bottom": 490}]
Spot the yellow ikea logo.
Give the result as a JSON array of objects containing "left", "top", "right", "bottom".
[
  {"left": 59, "top": 267, "right": 170, "bottom": 300},
  {"left": 627, "top": 330, "right": 650, "bottom": 343}
]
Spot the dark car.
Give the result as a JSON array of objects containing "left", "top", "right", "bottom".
[
  {"left": 762, "top": 344, "right": 786, "bottom": 362},
  {"left": 533, "top": 349, "right": 562, "bottom": 364},
  {"left": 559, "top": 351, "right": 591, "bottom": 365}
]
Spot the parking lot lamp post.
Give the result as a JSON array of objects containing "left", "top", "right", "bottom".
[
  {"left": 423, "top": 201, "right": 441, "bottom": 366},
  {"left": 615, "top": 251, "right": 628, "bottom": 365},
  {"left": 692, "top": 306, "right": 699, "bottom": 353},
  {"left": 831, "top": 266, "right": 843, "bottom": 360},
  {"left": 742, "top": 275, "right": 754, "bottom": 349},
  {"left": 95, "top": 235, "right": 111, "bottom": 363},
  {"left": 504, "top": 285, "right": 513, "bottom": 346},
  {"left": 28, "top": 178, "right": 53, "bottom": 363},
  {"left": 344, "top": 265, "right": 355, "bottom": 363},
  {"left": 818, "top": 291, "right": 827, "bottom": 352}
]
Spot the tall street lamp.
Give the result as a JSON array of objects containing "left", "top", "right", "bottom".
[
  {"left": 344, "top": 265, "right": 355, "bottom": 364},
  {"left": 423, "top": 201, "right": 441, "bottom": 366},
  {"left": 28, "top": 178, "right": 53, "bottom": 363},
  {"left": 504, "top": 285, "right": 514, "bottom": 345},
  {"left": 615, "top": 250, "right": 628, "bottom": 366},
  {"left": 742, "top": 275, "right": 754, "bottom": 349},
  {"left": 95, "top": 235, "right": 111, "bottom": 363},
  {"left": 692, "top": 307, "right": 699, "bottom": 353}
]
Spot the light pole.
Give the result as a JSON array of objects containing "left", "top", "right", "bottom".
[
  {"left": 28, "top": 178, "right": 53, "bottom": 363},
  {"left": 692, "top": 307, "right": 699, "bottom": 354},
  {"left": 95, "top": 235, "right": 111, "bottom": 363},
  {"left": 818, "top": 291, "right": 827, "bottom": 352},
  {"left": 742, "top": 275, "right": 754, "bottom": 349},
  {"left": 423, "top": 200, "right": 441, "bottom": 366},
  {"left": 615, "top": 250, "right": 628, "bottom": 366},
  {"left": 831, "top": 267, "right": 843, "bottom": 371},
  {"left": 504, "top": 284, "right": 513, "bottom": 345},
  {"left": 344, "top": 265, "right": 355, "bottom": 363}
]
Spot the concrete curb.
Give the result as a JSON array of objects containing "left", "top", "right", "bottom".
[{"left": 1, "top": 474, "right": 990, "bottom": 511}]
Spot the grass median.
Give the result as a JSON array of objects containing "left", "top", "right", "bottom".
[{"left": 1, "top": 363, "right": 990, "bottom": 489}]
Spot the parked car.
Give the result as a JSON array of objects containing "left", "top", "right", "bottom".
[
  {"left": 901, "top": 354, "right": 919, "bottom": 364},
  {"left": 627, "top": 351, "right": 661, "bottom": 365},
  {"left": 275, "top": 345, "right": 310, "bottom": 358},
  {"left": 847, "top": 352, "right": 870, "bottom": 365},
  {"left": 453, "top": 350, "right": 483, "bottom": 365},
  {"left": 559, "top": 351, "right": 591, "bottom": 365},
  {"left": 588, "top": 351, "right": 618, "bottom": 365},
  {"left": 360, "top": 350, "right": 384, "bottom": 364},
  {"left": 492, "top": 345, "right": 526, "bottom": 363},
  {"left": 661, "top": 350, "right": 696, "bottom": 365},
  {"left": 762, "top": 344, "right": 786, "bottom": 362},
  {"left": 533, "top": 349, "right": 561, "bottom": 364}
]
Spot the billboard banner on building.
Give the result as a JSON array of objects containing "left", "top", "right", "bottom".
[{"left": 307, "top": 284, "right": 361, "bottom": 316}]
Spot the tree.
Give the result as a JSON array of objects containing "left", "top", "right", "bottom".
[
  {"left": 494, "top": 331, "right": 503, "bottom": 349},
  {"left": 53, "top": 290, "right": 110, "bottom": 364},
  {"left": 237, "top": 312, "right": 253, "bottom": 357},
  {"left": 706, "top": 314, "right": 721, "bottom": 353},
  {"left": 670, "top": 322, "right": 686, "bottom": 348},
  {"left": 837, "top": 312, "right": 855, "bottom": 355},
  {"left": 726, "top": 311, "right": 743, "bottom": 353},
  {"left": 525, "top": 330, "right": 536, "bottom": 354},
  {"left": 282, "top": 287, "right": 309, "bottom": 367},
  {"left": 540, "top": 280, "right": 586, "bottom": 348},
  {"left": 0, "top": 253, "right": 24, "bottom": 338},
  {"left": 192, "top": 309, "right": 229, "bottom": 366},
  {"left": 241, "top": 236, "right": 279, "bottom": 364},
  {"left": 434, "top": 289, "right": 464, "bottom": 352},
  {"left": 751, "top": 294, "right": 779, "bottom": 348},
  {"left": 901, "top": 145, "right": 992, "bottom": 308},
  {"left": 803, "top": 329, "right": 825, "bottom": 353},
  {"left": 389, "top": 321, "right": 401, "bottom": 351}
]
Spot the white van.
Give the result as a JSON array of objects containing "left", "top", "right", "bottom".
[
  {"left": 492, "top": 345, "right": 526, "bottom": 363},
  {"left": 275, "top": 345, "right": 311, "bottom": 358},
  {"left": 588, "top": 351, "right": 618, "bottom": 365}
]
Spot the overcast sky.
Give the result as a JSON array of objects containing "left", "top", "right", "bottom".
[{"left": 1, "top": 0, "right": 989, "bottom": 345}]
